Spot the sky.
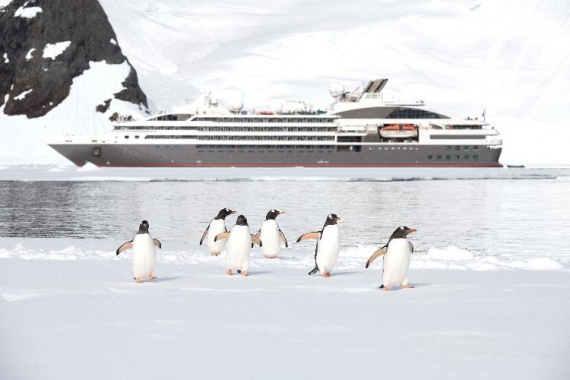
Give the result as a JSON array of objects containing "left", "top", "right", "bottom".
[{"left": 1, "top": 0, "right": 569, "bottom": 166}]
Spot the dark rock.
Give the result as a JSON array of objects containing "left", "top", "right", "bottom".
[{"left": 0, "top": 0, "right": 148, "bottom": 119}]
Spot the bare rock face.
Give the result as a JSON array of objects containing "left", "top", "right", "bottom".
[{"left": 0, "top": 0, "right": 148, "bottom": 118}]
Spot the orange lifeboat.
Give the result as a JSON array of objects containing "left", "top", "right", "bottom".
[{"left": 379, "top": 124, "right": 418, "bottom": 139}]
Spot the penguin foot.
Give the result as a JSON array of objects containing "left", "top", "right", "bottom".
[
  {"left": 403, "top": 284, "right": 414, "bottom": 289},
  {"left": 227, "top": 269, "right": 234, "bottom": 275},
  {"left": 135, "top": 277, "right": 143, "bottom": 284},
  {"left": 323, "top": 272, "right": 332, "bottom": 278},
  {"left": 149, "top": 273, "right": 157, "bottom": 280},
  {"left": 241, "top": 271, "right": 249, "bottom": 276}
]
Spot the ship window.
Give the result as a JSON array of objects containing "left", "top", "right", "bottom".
[
  {"left": 455, "top": 146, "right": 460, "bottom": 151},
  {"left": 446, "top": 155, "right": 451, "bottom": 161},
  {"left": 473, "top": 155, "right": 479, "bottom": 161},
  {"left": 125, "top": 135, "right": 129, "bottom": 139},
  {"left": 464, "top": 155, "right": 470, "bottom": 160},
  {"left": 455, "top": 155, "right": 460, "bottom": 160},
  {"left": 135, "top": 136, "right": 139, "bottom": 139},
  {"left": 464, "top": 146, "right": 470, "bottom": 150},
  {"left": 446, "top": 146, "right": 451, "bottom": 150},
  {"left": 92, "top": 147, "right": 102, "bottom": 157},
  {"left": 437, "top": 155, "right": 442, "bottom": 160},
  {"left": 428, "top": 155, "right": 433, "bottom": 160},
  {"left": 473, "top": 146, "right": 479, "bottom": 150}
]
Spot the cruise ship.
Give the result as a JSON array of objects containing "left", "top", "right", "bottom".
[{"left": 47, "top": 79, "right": 503, "bottom": 167}]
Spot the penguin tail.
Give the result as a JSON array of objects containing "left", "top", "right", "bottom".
[
  {"left": 308, "top": 266, "right": 319, "bottom": 276},
  {"left": 379, "top": 284, "right": 385, "bottom": 289}
]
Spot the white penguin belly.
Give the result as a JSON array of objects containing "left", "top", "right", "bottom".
[
  {"left": 207, "top": 219, "right": 227, "bottom": 254},
  {"left": 316, "top": 225, "right": 340, "bottom": 274},
  {"left": 260, "top": 220, "right": 280, "bottom": 258},
  {"left": 382, "top": 239, "right": 411, "bottom": 287},
  {"left": 225, "top": 225, "right": 252, "bottom": 271},
  {"left": 132, "top": 234, "right": 157, "bottom": 278}
]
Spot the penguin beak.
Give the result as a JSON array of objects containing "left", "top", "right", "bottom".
[
  {"left": 279, "top": 210, "right": 285, "bottom": 215},
  {"left": 407, "top": 228, "right": 417, "bottom": 234},
  {"left": 335, "top": 216, "right": 341, "bottom": 221},
  {"left": 230, "top": 210, "right": 236, "bottom": 214}
]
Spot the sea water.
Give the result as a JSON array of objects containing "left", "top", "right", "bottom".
[{"left": 0, "top": 166, "right": 569, "bottom": 270}]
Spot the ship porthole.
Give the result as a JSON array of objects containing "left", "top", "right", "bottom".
[{"left": 92, "top": 147, "right": 102, "bottom": 157}]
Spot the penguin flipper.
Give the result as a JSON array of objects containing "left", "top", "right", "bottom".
[
  {"left": 153, "top": 239, "right": 162, "bottom": 249},
  {"left": 116, "top": 240, "right": 133, "bottom": 255},
  {"left": 365, "top": 246, "right": 387, "bottom": 268},
  {"left": 409, "top": 242, "right": 414, "bottom": 253},
  {"left": 199, "top": 224, "right": 210, "bottom": 245},
  {"left": 279, "top": 229, "right": 288, "bottom": 247},
  {"left": 296, "top": 231, "right": 321, "bottom": 242},
  {"left": 251, "top": 235, "right": 262, "bottom": 247},
  {"left": 214, "top": 232, "right": 230, "bottom": 242}
]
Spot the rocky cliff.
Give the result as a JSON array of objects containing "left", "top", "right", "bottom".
[{"left": 0, "top": 0, "right": 148, "bottom": 119}]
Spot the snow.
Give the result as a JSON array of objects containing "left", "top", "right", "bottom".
[
  {"left": 0, "top": 61, "right": 146, "bottom": 165},
  {"left": 42, "top": 41, "right": 71, "bottom": 60},
  {"left": 2, "top": 0, "right": 570, "bottom": 166},
  {"left": 13, "top": 89, "right": 32, "bottom": 100},
  {"left": 3, "top": 53, "right": 8, "bottom": 63},
  {"left": 1, "top": 238, "right": 569, "bottom": 379},
  {"left": 25, "top": 48, "right": 35, "bottom": 60},
  {"left": 14, "top": 5, "right": 41, "bottom": 18}
]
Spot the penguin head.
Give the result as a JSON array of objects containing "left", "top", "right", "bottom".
[
  {"left": 265, "top": 209, "right": 284, "bottom": 220},
  {"left": 216, "top": 208, "right": 236, "bottom": 219},
  {"left": 138, "top": 220, "right": 150, "bottom": 233},
  {"left": 325, "top": 213, "right": 341, "bottom": 225},
  {"left": 236, "top": 215, "right": 249, "bottom": 226},
  {"left": 391, "top": 226, "right": 417, "bottom": 239}
]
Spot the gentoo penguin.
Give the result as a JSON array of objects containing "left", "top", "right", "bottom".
[
  {"left": 116, "top": 220, "right": 162, "bottom": 283},
  {"left": 296, "top": 213, "right": 341, "bottom": 277},
  {"left": 200, "top": 208, "right": 236, "bottom": 256},
  {"left": 256, "top": 209, "right": 288, "bottom": 259},
  {"left": 365, "top": 226, "right": 417, "bottom": 290},
  {"left": 214, "top": 215, "right": 262, "bottom": 276}
]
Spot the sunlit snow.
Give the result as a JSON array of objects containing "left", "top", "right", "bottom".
[
  {"left": 14, "top": 5, "right": 41, "bottom": 18},
  {"left": 43, "top": 41, "right": 71, "bottom": 60},
  {"left": 2, "top": 0, "right": 570, "bottom": 166}
]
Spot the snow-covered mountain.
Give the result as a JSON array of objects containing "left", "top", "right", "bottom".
[{"left": 1, "top": 0, "right": 569, "bottom": 166}]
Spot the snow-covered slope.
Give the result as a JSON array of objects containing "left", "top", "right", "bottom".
[{"left": 3, "top": 0, "right": 570, "bottom": 165}]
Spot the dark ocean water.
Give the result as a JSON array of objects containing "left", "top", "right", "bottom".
[{"left": 1, "top": 167, "right": 569, "bottom": 264}]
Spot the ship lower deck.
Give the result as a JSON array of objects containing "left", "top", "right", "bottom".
[{"left": 48, "top": 143, "right": 503, "bottom": 168}]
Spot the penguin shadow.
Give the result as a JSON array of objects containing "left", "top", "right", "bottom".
[
  {"left": 331, "top": 271, "right": 361, "bottom": 277},
  {"left": 378, "top": 283, "right": 430, "bottom": 290},
  {"left": 248, "top": 270, "right": 274, "bottom": 276},
  {"left": 151, "top": 276, "right": 181, "bottom": 283}
]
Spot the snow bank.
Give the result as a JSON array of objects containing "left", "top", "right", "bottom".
[
  {"left": 0, "top": 238, "right": 566, "bottom": 272},
  {"left": 43, "top": 41, "right": 72, "bottom": 60},
  {"left": 14, "top": 5, "right": 41, "bottom": 18},
  {"left": 1, "top": 255, "right": 569, "bottom": 379}
]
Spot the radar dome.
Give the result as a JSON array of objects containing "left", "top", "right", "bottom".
[
  {"left": 230, "top": 99, "right": 244, "bottom": 113},
  {"left": 329, "top": 82, "right": 345, "bottom": 98}
]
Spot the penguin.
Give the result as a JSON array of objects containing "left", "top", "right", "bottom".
[
  {"left": 214, "top": 215, "right": 262, "bottom": 276},
  {"left": 116, "top": 220, "right": 162, "bottom": 283},
  {"left": 200, "top": 208, "right": 236, "bottom": 256},
  {"left": 256, "top": 209, "right": 288, "bottom": 259},
  {"left": 365, "top": 226, "right": 417, "bottom": 291},
  {"left": 296, "top": 213, "right": 341, "bottom": 277}
]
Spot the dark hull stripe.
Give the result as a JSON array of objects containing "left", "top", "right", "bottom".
[{"left": 85, "top": 163, "right": 503, "bottom": 168}]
